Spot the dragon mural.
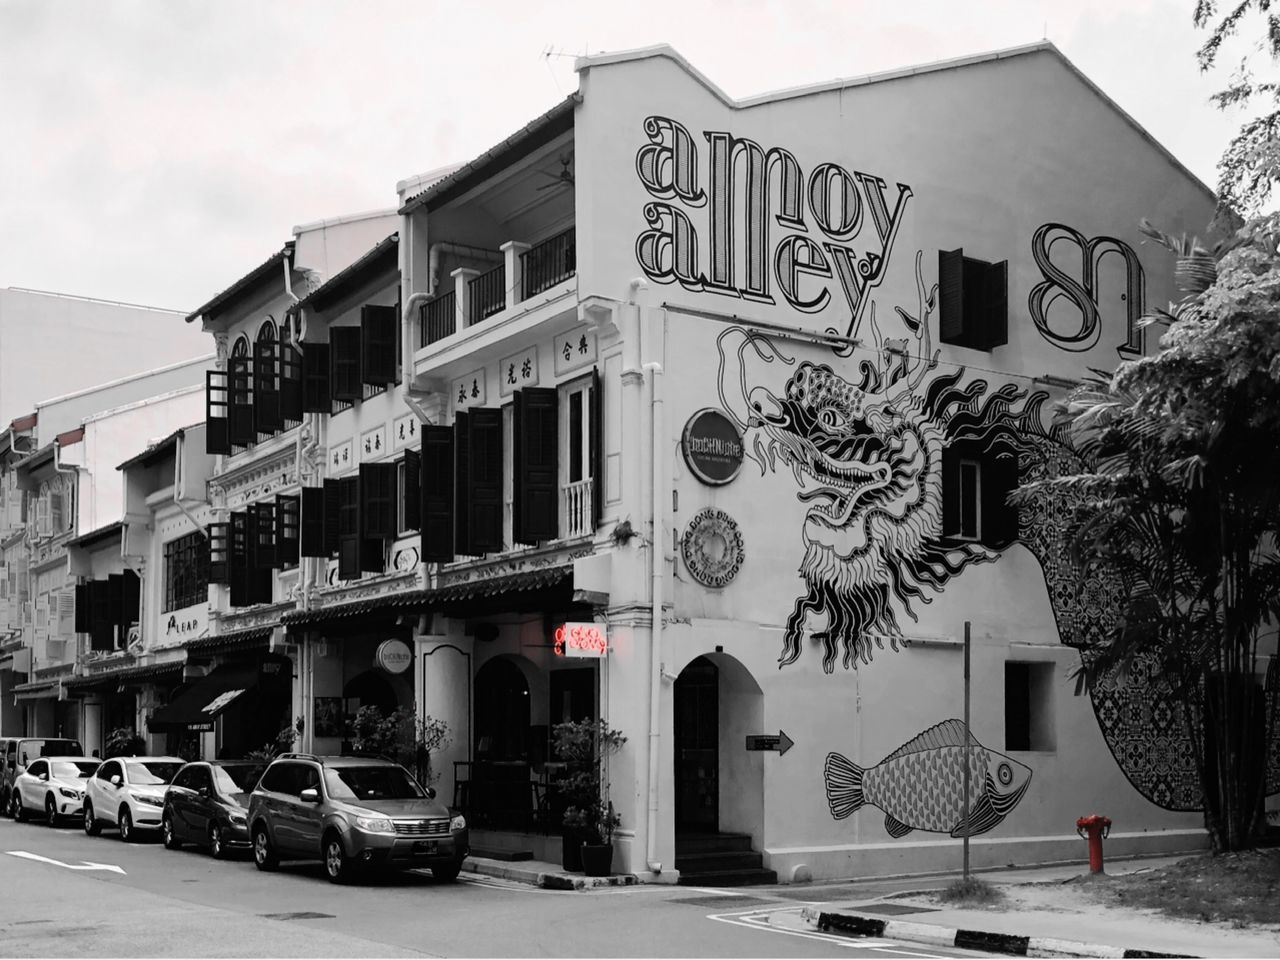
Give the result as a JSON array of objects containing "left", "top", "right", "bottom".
[{"left": 716, "top": 250, "right": 1278, "bottom": 813}]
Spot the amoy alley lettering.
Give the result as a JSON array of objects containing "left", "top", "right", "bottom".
[{"left": 634, "top": 116, "right": 912, "bottom": 341}]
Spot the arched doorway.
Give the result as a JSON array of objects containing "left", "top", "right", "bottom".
[
  {"left": 473, "top": 658, "right": 530, "bottom": 761},
  {"left": 344, "top": 670, "right": 399, "bottom": 718}
]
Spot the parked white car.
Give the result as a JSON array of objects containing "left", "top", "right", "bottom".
[
  {"left": 83, "top": 756, "right": 185, "bottom": 842},
  {"left": 9, "top": 756, "right": 99, "bottom": 825}
]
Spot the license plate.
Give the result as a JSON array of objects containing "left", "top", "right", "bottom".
[{"left": 413, "top": 840, "right": 438, "bottom": 855}]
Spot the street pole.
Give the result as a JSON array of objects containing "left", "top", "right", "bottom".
[{"left": 962, "top": 620, "right": 971, "bottom": 882}]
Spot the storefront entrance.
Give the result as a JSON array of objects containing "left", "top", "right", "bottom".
[{"left": 674, "top": 656, "right": 719, "bottom": 833}]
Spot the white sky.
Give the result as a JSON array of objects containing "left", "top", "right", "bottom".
[{"left": 0, "top": 0, "right": 1254, "bottom": 311}]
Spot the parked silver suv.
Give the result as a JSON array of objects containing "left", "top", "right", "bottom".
[{"left": 247, "top": 754, "right": 468, "bottom": 884}]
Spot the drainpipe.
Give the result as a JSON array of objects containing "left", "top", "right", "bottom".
[{"left": 644, "top": 352, "right": 664, "bottom": 875}]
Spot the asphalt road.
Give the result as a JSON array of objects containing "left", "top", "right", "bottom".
[{"left": 0, "top": 816, "right": 984, "bottom": 958}]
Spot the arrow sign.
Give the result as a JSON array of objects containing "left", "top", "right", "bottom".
[
  {"left": 6, "top": 851, "right": 126, "bottom": 874},
  {"left": 745, "top": 730, "right": 794, "bottom": 755}
]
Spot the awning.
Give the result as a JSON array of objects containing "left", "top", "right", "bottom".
[
  {"left": 147, "top": 664, "right": 260, "bottom": 732},
  {"left": 64, "top": 660, "right": 185, "bottom": 693},
  {"left": 13, "top": 680, "right": 59, "bottom": 701},
  {"left": 184, "top": 626, "right": 274, "bottom": 656}
]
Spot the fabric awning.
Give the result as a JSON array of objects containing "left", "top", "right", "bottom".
[{"left": 147, "top": 664, "right": 260, "bottom": 732}]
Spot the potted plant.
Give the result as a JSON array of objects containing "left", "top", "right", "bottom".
[{"left": 551, "top": 718, "right": 626, "bottom": 874}]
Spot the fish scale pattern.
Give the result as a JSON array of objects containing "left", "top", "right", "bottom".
[{"left": 865, "top": 746, "right": 989, "bottom": 833}]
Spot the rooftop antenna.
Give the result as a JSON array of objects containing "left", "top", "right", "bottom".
[{"left": 541, "top": 44, "right": 578, "bottom": 95}]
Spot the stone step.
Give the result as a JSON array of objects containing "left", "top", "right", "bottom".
[
  {"left": 674, "top": 850, "right": 764, "bottom": 873},
  {"left": 677, "top": 866, "right": 779, "bottom": 887},
  {"left": 673, "top": 831, "right": 754, "bottom": 854}
]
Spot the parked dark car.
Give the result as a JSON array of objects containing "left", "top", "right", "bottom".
[
  {"left": 247, "top": 753, "right": 468, "bottom": 884},
  {"left": 162, "top": 760, "right": 264, "bottom": 858}
]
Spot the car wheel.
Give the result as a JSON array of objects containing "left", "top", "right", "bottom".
[
  {"left": 209, "top": 823, "right": 225, "bottom": 860},
  {"left": 323, "top": 833, "right": 352, "bottom": 884},
  {"left": 162, "top": 811, "right": 182, "bottom": 850},
  {"left": 12, "top": 793, "right": 25, "bottom": 822},
  {"left": 44, "top": 795, "right": 59, "bottom": 827},
  {"left": 83, "top": 801, "right": 102, "bottom": 836},
  {"left": 118, "top": 807, "right": 135, "bottom": 842},
  {"left": 252, "top": 825, "right": 278, "bottom": 871},
  {"left": 432, "top": 859, "right": 463, "bottom": 882}
]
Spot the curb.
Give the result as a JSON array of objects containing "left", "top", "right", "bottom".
[
  {"left": 800, "top": 907, "right": 1198, "bottom": 959},
  {"left": 465, "top": 856, "right": 637, "bottom": 890}
]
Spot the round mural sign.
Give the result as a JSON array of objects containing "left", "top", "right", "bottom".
[
  {"left": 681, "top": 408, "right": 745, "bottom": 486},
  {"left": 376, "top": 639, "right": 413, "bottom": 674},
  {"left": 681, "top": 508, "right": 745, "bottom": 589}
]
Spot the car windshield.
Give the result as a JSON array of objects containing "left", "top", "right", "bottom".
[
  {"left": 37, "top": 740, "right": 82, "bottom": 757},
  {"left": 50, "top": 761, "right": 98, "bottom": 779},
  {"left": 212, "top": 764, "right": 263, "bottom": 795},
  {"left": 323, "top": 765, "right": 425, "bottom": 801},
  {"left": 126, "top": 761, "right": 183, "bottom": 785}
]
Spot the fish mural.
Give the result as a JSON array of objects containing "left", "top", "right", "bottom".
[{"left": 824, "top": 719, "right": 1032, "bottom": 838}]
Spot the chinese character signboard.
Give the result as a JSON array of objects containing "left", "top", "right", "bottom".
[
  {"left": 452, "top": 369, "right": 487, "bottom": 412},
  {"left": 553, "top": 326, "right": 597, "bottom": 377},
  {"left": 499, "top": 346, "right": 539, "bottom": 398},
  {"left": 392, "top": 413, "right": 418, "bottom": 452},
  {"left": 360, "top": 425, "right": 388, "bottom": 462},
  {"left": 329, "top": 440, "right": 354, "bottom": 474}
]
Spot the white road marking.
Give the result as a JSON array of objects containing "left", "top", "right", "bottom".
[
  {"left": 708, "top": 907, "right": 954, "bottom": 957},
  {"left": 6, "top": 851, "right": 126, "bottom": 874}
]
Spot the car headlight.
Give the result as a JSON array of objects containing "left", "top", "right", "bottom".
[
  {"left": 352, "top": 815, "right": 394, "bottom": 834},
  {"left": 58, "top": 788, "right": 81, "bottom": 800},
  {"left": 228, "top": 812, "right": 247, "bottom": 825},
  {"left": 134, "top": 794, "right": 163, "bottom": 807},
  {"left": 450, "top": 814, "right": 466, "bottom": 832}
]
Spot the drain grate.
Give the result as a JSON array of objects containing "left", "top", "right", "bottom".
[
  {"left": 671, "top": 895, "right": 778, "bottom": 909},
  {"left": 258, "top": 912, "right": 336, "bottom": 921},
  {"left": 848, "top": 902, "right": 939, "bottom": 916}
]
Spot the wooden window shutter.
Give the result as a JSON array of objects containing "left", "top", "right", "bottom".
[
  {"left": 360, "top": 462, "right": 396, "bottom": 540},
  {"left": 279, "top": 339, "right": 303, "bottom": 423},
  {"left": 302, "top": 342, "right": 331, "bottom": 413},
  {"left": 107, "top": 573, "right": 124, "bottom": 631},
  {"left": 228, "top": 356, "right": 255, "bottom": 446},
  {"left": 453, "top": 413, "right": 470, "bottom": 555},
  {"left": 330, "top": 326, "right": 362, "bottom": 402},
  {"left": 980, "top": 260, "right": 1009, "bottom": 350},
  {"left": 300, "top": 487, "right": 326, "bottom": 557},
  {"left": 590, "top": 368, "right": 603, "bottom": 528},
  {"left": 252, "top": 501, "right": 276, "bottom": 571},
  {"left": 468, "top": 408, "right": 503, "bottom": 554},
  {"left": 337, "top": 475, "right": 361, "bottom": 580},
  {"left": 938, "top": 248, "right": 965, "bottom": 345},
  {"left": 89, "top": 581, "right": 114, "bottom": 651},
  {"left": 941, "top": 443, "right": 961, "bottom": 539},
  {"left": 208, "top": 522, "right": 229, "bottom": 583},
  {"left": 421, "top": 427, "right": 454, "bottom": 563},
  {"left": 74, "top": 582, "right": 90, "bottom": 633},
  {"left": 229, "top": 511, "right": 251, "bottom": 607},
  {"left": 121, "top": 570, "right": 140, "bottom": 631},
  {"left": 982, "top": 448, "right": 1019, "bottom": 548},
  {"left": 254, "top": 338, "right": 282, "bottom": 434},
  {"left": 513, "top": 388, "right": 558, "bottom": 545},
  {"left": 360, "top": 304, "right": 397, "bottom": 386},
  {"left": 323, "top": 478, "right": 341, "bottom": 555},
  {"left": 402, "top": 448, "right": 421, "bottom": 531},
  {"left": 276, "top": 493, "right": 300, "bottom": 566},
  {"left": 206, "top": 369, "right": 231, "bottom": 455}
]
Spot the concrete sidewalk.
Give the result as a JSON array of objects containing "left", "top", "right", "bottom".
[
  {"left": 801, "top": 856, "right": 1280, "bottom": 958},
  {"left": 464, "top": 853, "right": 638, "bottom": 890}
]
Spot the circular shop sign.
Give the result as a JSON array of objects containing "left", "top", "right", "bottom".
[
  {"left": 376, "top": 639, "right": 413, "bottom": 674},
  {"left": 681, "top": 508, "right": 745, "bottom": 589},
  {"left": 681, "top": 408, "right": 745, "bottom": 486}
]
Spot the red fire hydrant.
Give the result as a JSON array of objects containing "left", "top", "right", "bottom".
[{"left": 1076, "top": 814, "right": 1112, "bottom": 875}]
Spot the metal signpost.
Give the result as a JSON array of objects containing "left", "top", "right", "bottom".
[{"left": 962, "top": 619, "right": 971, "bottom": 881}]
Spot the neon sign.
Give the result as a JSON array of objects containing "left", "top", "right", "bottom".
[{"left": 554, "top": 623, "right": 608, "bottom": 659}]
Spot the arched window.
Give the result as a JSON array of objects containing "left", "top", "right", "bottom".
[
  {"left": 231, "top": 335, "right": 249, "bottom": 358},
  {"left": 257, "top": 318, "right": 277, "bottom": 345}
]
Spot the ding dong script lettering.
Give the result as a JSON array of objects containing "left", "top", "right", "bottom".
[{"left": 634, "top": 116, "right": 913, "bottom": 341}]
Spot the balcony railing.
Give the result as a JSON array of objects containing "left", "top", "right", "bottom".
[
  {"left": 562, "top": 478, "right": 593, "bottom": 540},
  {"left": 420, "top": 291, "right": 456, "bottom": 347},
  {"left": 522, "top": 229, "right": 576, "bottom": 298},
  {"left": 469, "top": 265, "right": 506, "bottom": 326}
]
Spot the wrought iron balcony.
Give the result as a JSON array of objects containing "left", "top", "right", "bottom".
[
  {"left": 420, "top": 291, "right": 457, "bottom": 347},
  {"left": 521, "top": 229, "right": 576, "bottom": 299},
  {"left": 469, "top": 264, "right": 507, "bottom": 326}
]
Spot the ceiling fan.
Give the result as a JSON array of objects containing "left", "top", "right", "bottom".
[{"left": 536, "top": 153, "right": 574, "bottom": 191}]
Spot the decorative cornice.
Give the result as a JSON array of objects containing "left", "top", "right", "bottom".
[
  {"left": 210, "top": 446, "right": 299, "bottom": 507},
  {"left": 312, "top": 571, "right": 419, "bottom": 610},
  {"left": 436, "top": 539, "right": 593, "bottom": 588},
  {"left": 213, "top": 601, "right": 292, "bottom": 633}
]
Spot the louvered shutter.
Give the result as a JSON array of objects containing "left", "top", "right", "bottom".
[
  {"left": 360, "top": 462, "right": 396, "bottom": 539},
  {"left": 982, "top": 448, "right": 1019, "bottom": 548},
  {"left": 360, "top": 305, "right": 398, "bottom": 386},
  {"left": 89, "top": 581, "right": 114, "bottom": 651},
  {"left": 74, "top": 582, "right": 90, "bottom": 633},
  {"left": 208, "top": 522, "right": 229, "bottom": 584},
  {"left": 254, "top": 338, "right": 282, "bottom": 434},
  {"left": 337, "top": 475, "right": 361, "bottom": 580},
  {"left": 252, "top": 501, "right": 276, "bottom": 570},
  {"left": 228, "top": 511, "right": 251, "bottom": 607},
  {"left": 453, "top": 413, "right": 470, "bottom": 556},
  {"left": 402, "top": 448, "right": 421, "bottom": 531},
  {"left": 106, "top": 574, "right": 124, "bottom": 643},
  {"left": 300, "top": 487, "right": 326, "bottom": 558},
  {"left": 330, "top": 326, "right": 362, "bottom": 402},
  {"left": 302, "top": 342, "right": 331, "bottom": 413},
  {"left": 323, "top": 478, "right": 341, "bottom": 555},
  {"left": 421, "top": 428, "right": 454, "bottom": 563},
  {"left": 57, "top": 588, "right": 76, "bottom": 636},
  {"left": 590, "top": 368, "right": 602, "bottom": 528},
  {"left": 938, "top": 248, "right": 965, "bottom": 345},
  {"left": 276, "top": 493, "right": 300, "bottom": 565},
  {"left": 941, "top": 444, "right": 961, "bottom": 539},
  {"left": 279, "top": 339, "right": 303, "bottom": 422},
  {"left": 468, "top": 408, "right": 503, "bottom": 554},
  {"left": 206, "top": 369, "right": 231, "bottom": 454},
  {"left": 980, "top": 260, "right": 1009, "bottom": 350},
  {"left": 121, "top": 571, "right": 140, "bottom": 634},
  {"left": 228, "top": 356, "right": 255, "bottom": 446},
  {"left": 513, "top": 388, "right": 558, "bottom": 545}
]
